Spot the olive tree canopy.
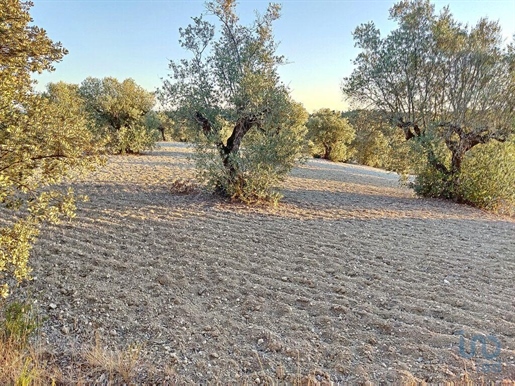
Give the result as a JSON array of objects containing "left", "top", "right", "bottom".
[
  {"left": 1, "top": 1, "right": 101, "bottom": 297},
  {"left": 161, "top": 0, "right": 308, "bottom": 203},
  {"left": 342, "top": 0, "right": 515, "bottom": 199}
]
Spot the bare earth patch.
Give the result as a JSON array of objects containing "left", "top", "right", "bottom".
[{"left": 12, "top": 142, "right": 515, "bottom": 384}]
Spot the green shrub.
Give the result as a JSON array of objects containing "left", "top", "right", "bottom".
[
  {"left": 351, "top": 129, "right": 389, "bottom": 168},
  {"left": 0, "top": 302, "right": 39, "bottom": 347},
  {"left": 344, "top": 109, "right": 418, "bottom": 175},
  {"left": 458, "top": 140, "right": 515, "bottom": 215},
  {"left": 195, "top": 115, "right": 307, "bottom": 205},
  {"left": 413, "top": 164, "right": 454, "bottom": 199},
  {"left": 116, "top": 123, "right": 160, "bottom": 155},
  {"left": 413, "top": 138, "right": 515, "bottom": 215},
  {"left": 79, "top": 77, "right": 157, "bottom": 154}
]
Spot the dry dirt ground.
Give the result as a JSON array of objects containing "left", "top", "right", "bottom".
[{"left": 10, "top": 142, "right": 515, "bottom": 384}]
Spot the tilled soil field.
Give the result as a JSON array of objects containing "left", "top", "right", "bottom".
[{"left": 10, "top": 142, "right": 515, "bottom": 384}]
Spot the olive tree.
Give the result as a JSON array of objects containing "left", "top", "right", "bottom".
[
  {"left": 79, "top": 77, "right": 158, "bottom": 154},
  {"left": 342, "top": 0, "right": 515, "bottom": 202},
  {"left": 306, "top": 109, "right": 355, "bottom": 162},
  {"left": 344, "top": 109, "right": 415, "bottom": 174},
  {"left": 161, "top": 0, "right": 308, "bottom": 203},
  {"left": 1, "top": 1, "right": 102, "bottom": 297}
]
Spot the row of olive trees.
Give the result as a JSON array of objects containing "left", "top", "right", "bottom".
[
  {"left": 161, "top": 0, "right": 514, "bottom": 213},
  {"left": 306, "top": 109, "right": 414, "bottom": 175},
  {"left": 341, "top": 0, "right": 515, "bottom": 213},
  {"left": 48, "top": 77, "right": 160, "bottom": 155}
]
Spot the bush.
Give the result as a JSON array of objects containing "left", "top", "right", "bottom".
[
  {"left": 458, "top": 140, "right": 515, "bottom": 215},
  {"left": 413, "top": 163, "right": 454, "bottom": 199},
  {"left": 116, "top": 123, "right": 160, "bottom": 155},
  {"left": 351, "top": 129, "right": 389, "bottom": 168},
  {"left": 79, "top": 77, "right": 157, "bottom": 154},
  {"left": 344, "top": 109, "right": 417, "bottom": 175},
  {"left": 413, "top": 138, "right": 515, "bottom": 215}
]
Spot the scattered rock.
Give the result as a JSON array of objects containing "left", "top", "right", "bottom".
[
  {"left": 197, "top": 288, "right": 207, "bottom": 296},
  {"left": 156, "top": 274, "right": 172, "bottom": 286}
]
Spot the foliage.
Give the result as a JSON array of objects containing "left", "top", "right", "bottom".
[
  {"left": 342, "top": 0, "right": 515, "bottom": 203},
  {"left": 144, "top": 110, "right": 166, "bottom": 141},
  {"left": 1, "top": 1, "right": 102, "bottom": 298},
  {"left": 458, "top": 140, "right": 515, "bottom": 215},
  {"left": 344, "top": 109, "right": 416, "bottom": 174},
  {"left": 161, "top": 0, "right": 308, "bottom": 203},
  {"left": 160, "top": 110, "right": 198, "bottom": 143},
  {"left": 79, "top": 77, "right": 157, "bottom": 154},
  {"left": 306, "top": 109, "right": 355, "bottom": 162},
  {"left": 195, "top": 101, "right": 308, "bottom": 204},
  {"left": 0, "top": 302, "right": 39, "bottom": 347}
]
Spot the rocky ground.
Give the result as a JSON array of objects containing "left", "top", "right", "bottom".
[{"left": 9, "top": 142, "right": 515, "bottom": 384}]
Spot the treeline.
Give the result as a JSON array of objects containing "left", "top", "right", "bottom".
[
  {"left": 304, "top": 108, "right": 515, "bottom": 215},
  {"left": 42, "top": 78, "right": 157, "bottom": 155}
]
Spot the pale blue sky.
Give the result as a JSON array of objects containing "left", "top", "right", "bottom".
[{"left": 31, "top": 0, "right": 515, "bottom": 112}]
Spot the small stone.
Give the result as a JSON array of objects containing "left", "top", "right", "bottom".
[
  {"left": 209, "top": 352, "right": 219, "bottom": 359},
  {"left": 61, "top": 326, "right": 70, "bottom": 334},
  {"left": 257, "top": 338, "right": 264, "bottom": 344},
  {"left": 109, "top": 329, "right": 117, "bottom": 336},
  {"left": 156, "top": 274, "right": 171, "bottom": 286},
  {"left": 49, "top": 303, "right": 57, "bottom": 309},
  {"left": 281, "top": 276, "right": 288, "bottom": 282},
  {"left": 197, "top": 288, "right": 207, "bottom": 296},
  {"left": 170, "top": 353, "right": 179, "bottom": 364},
  {"left": 444, "top": 279, "right": 450, "bottom": 285}
]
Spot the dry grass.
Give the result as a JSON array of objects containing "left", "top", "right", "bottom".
[
  {"left": 81, "top": 333, "right": 142, "bottom": 384},
  {"left": 0, "top": 330, "right": 147, "bottom": 385},
  {"left": 0, "top": 337, "right": 45, "bottom": 385},
  {"left": 2, "top": 333, "right": 515, "bottom": 385}
]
